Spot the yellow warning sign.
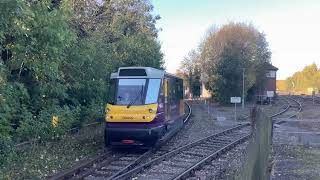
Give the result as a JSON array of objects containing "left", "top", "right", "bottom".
[{"left": 52, "top": 116, "right": 59, "bottom": 128}]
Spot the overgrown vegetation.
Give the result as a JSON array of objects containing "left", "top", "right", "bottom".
[
  {"left": 0, "top": 0, "right": 163, "bottom": 165},
  {"left": 0, "top": 124, "right": 104, "bottom": 179},
  {"left": 181, "top": 23, "right": 272, "bottom": 102}
]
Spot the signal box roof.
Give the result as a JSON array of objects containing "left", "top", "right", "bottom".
[{"left": 264, "top": 63, "right": 278, "bottom": 71}]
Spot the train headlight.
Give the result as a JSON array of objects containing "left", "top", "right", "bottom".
[
  {"left": 148, "top": 109, "right": 155, "bottom": 113},
  {"left": 106, "top": 108, "right": 110, "bottom": 113}
]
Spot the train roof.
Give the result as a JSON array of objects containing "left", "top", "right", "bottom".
[{"left": 110, "top": 67, "right": 182, "bottom": 79}]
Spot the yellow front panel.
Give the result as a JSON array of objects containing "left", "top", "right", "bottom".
[{"left": 106, "top": 103, "right": 158, "bottom": 122}]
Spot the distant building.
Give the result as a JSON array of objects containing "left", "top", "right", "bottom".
[
  {"left": 264, "top": 63, "right": 278, "bottom": 95},
  {"left": 256, "top": 63, "right": 278, "bottom": 100}
]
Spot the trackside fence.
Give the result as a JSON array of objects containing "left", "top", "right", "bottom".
[{"left": 237, "top": 107, "right": 273, "bottom": 180}]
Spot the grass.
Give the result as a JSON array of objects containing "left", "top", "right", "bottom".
[
  {"left": 273, "top": 145, "right": 320, "bottom": 179},
  {"left": 0, "top": 124, "right": 105, "bottom": 180}
]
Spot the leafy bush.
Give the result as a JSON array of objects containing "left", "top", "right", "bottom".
[
  {"left": 0, "top": 0, "right": 163, "bottom": 144},
  {"left": 0, "top": 136, "right": 15, "bottom": 166},
  {"left": 0, "top": 82, "right": 31, "bottom": 138},
  {"left": 17, "top": 105, "right": 81, "bottom": 141}
]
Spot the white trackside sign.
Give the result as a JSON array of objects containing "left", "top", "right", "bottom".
[
  {"left": 267, "top": 91, "right": 274, "bottom": 97},
  {"left": 230, "top": 97, "right": 241, "bottom": 103}
]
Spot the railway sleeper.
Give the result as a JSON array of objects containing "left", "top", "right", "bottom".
[
  {"left": 204, "top": 142, "right": 225, "bottom": 147},
  {"left": 147, "top": 166, "right": 185, "bottom": 175},
  {"left": 134, "top": 173, "right": 173, "bottom": 180},
  {"left": 119, "top": 156, "right": 139, "bottom": 161},
  {"left": 99, "top": 164, "right": 125, "bottom": 171},
  {"left": 162, "top": 160, "right": 194, "bottom": 168},
  {"left": 183, "top": 151, "right": 207, "bottom": 157},
  {"left": 190, "top": 147, "right": 213, "bottom": 153},
  {"left": 108, "top": 160, "right": 132, "bottom": 166},
  {"left": 172, "top": 156, "right": 199, "bottom": 163},
  {"left": 206, "top": 142, "right": 230, "bottom": 147},
  {"left": 188, "top": 148, "right": 213, "bottom": 155},
  {"left": 84, "top": 175, "right": 108, "bottom": 180},
  {"left": 207, "top": 138, "right": 232, "bottom": 143},
  {"left": 198, "top": 144, "right": 221, "bottom": 149},
  {"left": 93, "top": 169, "right": 117, "bottom": 176}
]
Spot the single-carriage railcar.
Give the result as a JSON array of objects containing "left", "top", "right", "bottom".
[{"left": 105, "top": 67, "right": 185, "bottom": 146}]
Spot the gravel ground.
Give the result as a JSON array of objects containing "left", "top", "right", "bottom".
[
  {"left": 186, "top": 141, "right": 250, "bottom": 180},
  {"left": 142, "top": 100, "right": 252, "bottom": 179},
  {"left": 271, "top": 145, "right": 320, "bottom": 180},
  {"left": 259, "top": 97, "right": 288, "bottom": 116},
  {"left": 166, "top": 100, "right": 251, "bottom": 149},
  {"left": 46, "top": 100, "right": 251, "bottom": 180},
  {"left": 270, "top": 96, "right": 320, "bottom": 180},
  {"left": 297, "top": 97, "right": 320, "bottom": 119}
]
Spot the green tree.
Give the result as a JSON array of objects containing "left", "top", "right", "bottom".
[
  {"left": 285, "top": 63, "right": 320, "bottom": 94},
  {"left": 180, "top": 50, "right": 201, "bottom": 98},
  {"left": 200, "top": 23, "right": 271, "bottom": 103},
  {"left": 0, "top": 0, "right": 164, "bottom": 146}
]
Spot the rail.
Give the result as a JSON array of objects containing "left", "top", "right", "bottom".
[
  {"left": 113, "top": 123, "right": 250, "bottom": 180},
  {"left": 271, "top": 96, "right": 302, "bottom": 124},
  {"left": 49, "top": 101, "right": 192, "bottom": 180}
]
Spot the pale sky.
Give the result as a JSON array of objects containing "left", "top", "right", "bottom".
[{"left": 151, "top": 0, "right": 320, "bottom": 79}]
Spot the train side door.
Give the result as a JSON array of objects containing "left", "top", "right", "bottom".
[{"left": 164, "top": 78, "right": 170, "bottom": 121}]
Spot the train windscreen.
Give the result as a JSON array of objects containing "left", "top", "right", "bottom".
[{"left": 113, "top": 79, "right": 161, "bottom": 105}]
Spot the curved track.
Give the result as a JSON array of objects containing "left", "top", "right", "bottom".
[
  {"left": 51, "top": 97, "right": 304, "bottom": 180},
  {"left": 49, "top": 103, "right": 192, "bottom": 180},
  {"left": 271, "top": 96, "right": 302, "bottom": 120}
]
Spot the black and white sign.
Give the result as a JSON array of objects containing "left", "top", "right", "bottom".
[
  {"left": 230, "top": 97, "right": 241, "bottom": 103},
  {"left": 267, "top": 91, "right": 274, "bottom": 97}
]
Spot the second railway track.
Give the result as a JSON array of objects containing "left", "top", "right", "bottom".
[
  {"left": 52, "top": 96, "right": 300, "bottom": 180},
  {"left": 271, "top": 96, "right": 302, "bottom": 120},
  {"left": 113, "top": 123, "right": 251, "bottom": 180}
]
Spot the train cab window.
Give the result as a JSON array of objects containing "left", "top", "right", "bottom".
[
  {"left": 116, "top": 79, "right": 146, "bottom": 105},
  {"left": 145, "top": 79, "right": 161, "bottom": 104}
]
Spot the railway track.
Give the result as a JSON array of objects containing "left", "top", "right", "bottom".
[
  {"left": 271, "top": 96, "right": 302, "bottom": 118},
  {"left": 51, "top": 96, "right": 303, "bottom": 180},
  {"left": 50, "top": 103, "right": 192, "bottom": 180},
  {"left": 270, "top": 96, "right": 302, "bottom": 125},
  {"left": 113, "top": 123, "right": 251, "bottom": 180}
]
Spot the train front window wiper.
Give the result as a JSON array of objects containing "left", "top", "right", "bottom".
[{"left": 127, "top": 86, "right": 144, "bottom": 108}]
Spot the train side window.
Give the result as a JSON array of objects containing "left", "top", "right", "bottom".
[
  {"left": 177, "top": 79, "right": 183, "bottom": 99},
  {"left": 170, "top": 79, "right": 176, "bottom": 102},
  {"left": 145, "top": 79, "right": 161, "bottom": 104}
]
